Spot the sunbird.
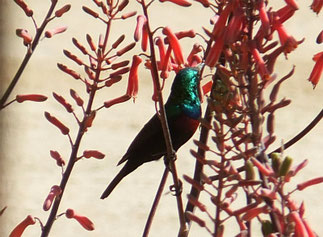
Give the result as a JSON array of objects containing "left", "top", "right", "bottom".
[{"left": 101, "top": 67, "right": 202, "bottom": 199}]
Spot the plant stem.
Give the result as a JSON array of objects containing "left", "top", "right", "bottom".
[
  {"left": 140, "top": 0, "right": 186, "bottom": 234},
  {"left": 0, "top": 0, "right": 58, "bottom": 110},
  {"left": 143, "top": 168, "right": 169, "bottom": 237}
]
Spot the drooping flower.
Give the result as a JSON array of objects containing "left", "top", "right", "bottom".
[
  {"left": 273, "top": 18, "right": 298, "bottom": 54},
  {"left": 308, "top": 52, "right": 323, "bottom": 88},
  {"left": 9, "top": 215, "right": 35, "bottom": 237},
  {"left": 65, "top": 209, "right": 95, "bottom": 231},
  {"left": 43, "top": 185, "right": 62, "bottom": 211}
]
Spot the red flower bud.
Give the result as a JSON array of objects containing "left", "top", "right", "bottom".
[
  {"left": 63, "top": 50, "right": 83, "bottom": 65},
  {"left": 44, "top": 112, "right": 70, "bottom": 135},
  {"left": 43, "top": 185, "right": 62, "bottom": 211},
  {"left": 109, "top": 67, "right": 130, "bottom": 78},
  {"left": 116, "top": 42, "right": 136, "bottom": 56},
  {"left": 14, "top": 0, "right": 33, "bottom": 17},
  {"left": 72, "top": 38, "right": 88, "bottom": 55},
  {"left": 82, "top": 6, "right": 99, "bottom": 18},
  {"left": 187, "top": 194, "right": 207, "bottom": 212},
  {"left": 9, "top": 215, "right": 35, "bottom": 237},
  {"left": 83, "top": 150, "right": 105, "bottom": 159},
  {"left": 50, "top": 150, "right": 66, "bottom": 167},
  {"left": 57, "top": 63, "right": 81, "bottom": 80},
  {"left": 55, "top": 4, "right": 71, "bottom": 17},
  {"left": 45, "top": 26, "right": 68, "bottom": 38},
  {"left": 70, "top": 89, "right": 84, "bottom": 107},
  {"left": 121, "top": 11, "right": 137, "bottom": 19},
  {"left": 53, "top": 92, "right": 73, "bottom": 113},
  {"left": 16, "top": 29, "right": 32, "bottom": 45},
  {"left": 104, "top": 94, "right": 131, "bottom": 108},
  {"left": 112, "top": 34, "right": 125, "bottom": 49},
  {"left": 162, "top": 27, "right": 185, "bottom": 65},
  {"left": 185, "top": 211, "right": 205, "bottom": 227},
  {"left": 297, "top": 177, "right": 323, "bottom": 191},
  {"left": 242, "top": 206, "right": 269, "bottom": 221},
  {"left": 183, "top": 174, "right": 204, "bottom": 191},
  {"left": 117, "top": 0, "right": 129, "bottom": 12},
  {"left": 65, "top": 209, "right": 94, "bottom": 231},
  {"left": 159, "top": 0, "right": 191, "bottom": 7},
  {"left": 86, "top": 34, "right": 96, "bottom": 52},
  {"left": 141, "top": 25, "right": 149, "bottom": 52},
  {"left": 16, "top": 94, "right": 47, "bottom": 103}
]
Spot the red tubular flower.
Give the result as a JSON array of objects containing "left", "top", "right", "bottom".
[
  {"left": 127, "top": 56, "right": 142, "bottom": 99},
  {"left": 141, "top": 25, "right": 148, "bottom": 52},
  {"left": 65, "top": 209, "right": 94, "bottom": 231},
  {"left": 289, "top": 212, "right": 308, "bottom": 237},
  {"left": 44, "top": 112, "right": 70, "bottom": 135},
  {"left": 9, "top": 215, "right": 35, "bottom": 237},
  {"left": 284, "top": 0, "right": 299, "bottom": 10},
  {"left": 205, "top": 36, "right": 224, "bottom": 67},
  {"left": 302, "top": 219, "right": 317, "bottom": 237},
  {"left": 275, "top": 4, "right": 297, "bottom": 23},
  {"left": 242, "top": 206, "right": 269, "bottom": 221},
  {"left": 202, "top": 80, "right": 213, "bottom": 95},
  {"left": 159, "top": 0, "right": 191, "bottom": 7},
  {"left": 83, "top": 150, "right": 105, "bottom": 159},
  {"left": 251, "top": 45, "right": 270, "bottom": 80},
  {"left": 162, "top": 27, "right": 185, "bottom": 65},
  {"left": 45, "top": 26, "right": 68, "bottom": 38},
  {"left": 273, "top": 18, "right": 298, "bottom": 54},
  {"left": 104, "top": 94, "right": 131, "bottom": 108},
  {"left": 187, "top": 43, "right": 202, "bottom": 66},
  {"left": 250, "top": 158, "right": 274, "bottom": 176},
  {"left": 50, "top": 150, "right": 65, "bottom": 166},
  {"left": 257, "top": 0, "right": 270, "bottom": 35},
  {"left": 297, "top": 176, "right": 323, "bottom": 191},
  {"left": 308, "top": 52, "right": 323, "bottom": 88},
  {"left": 16, "top": 94, "right": 47, "bottom": 103},
  {"left": 225, "top": 8, "right": 245, "bottom": 43},
  {"left": 43, "top": 185, "right": 62, "bottom": 211},
  {"left": 155, "top": 37, "right": 166, "bottom": 67},
  {"left": 134, "top": 15, "right": 147, "bottom": 42},
  {"left": 211, "top": 2, "right": 233, "bottom": 39},
  {"left": 310, "top": 0, "right": 322, "bottom": 14},
  {"left": 55, "top": 4, "right": 71, "bottom": 17}
]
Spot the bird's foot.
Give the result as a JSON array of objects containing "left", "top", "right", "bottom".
[
  {"left": 169, "top": 179, "right": 183, "bottom": 196},
  {"left": 163, "top": 152, "right": 177, "bottom": 170}
]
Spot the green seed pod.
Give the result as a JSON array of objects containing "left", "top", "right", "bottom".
[
  {"left": 279, "top": 156, "right": 293, "bottom": 177},
  {"left": 245, "top": 160, "right": 255, "bottom": 180},
  {"left": 270, "top": 152, "right": 281, "bottom": 175},
  {"left": 261, "top": 220, "right": 274, "bottom": 235}
]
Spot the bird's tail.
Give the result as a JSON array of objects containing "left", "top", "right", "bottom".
[{"left": 100, "top": 162, "right": 138, "bottom": 199}]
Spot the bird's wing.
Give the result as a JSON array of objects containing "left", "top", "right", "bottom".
[{"left": 117, "top": 113, "right": 165, "bottom": 165}]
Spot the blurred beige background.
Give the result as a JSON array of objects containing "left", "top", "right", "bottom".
[{"left": 0, "top": 0, "right": 322, "bottom": 236}]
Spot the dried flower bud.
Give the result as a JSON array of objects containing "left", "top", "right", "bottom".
[
  {"left": 43, "top": 185, "right": 62, "bottom": 211},
  {"left": 112, "top": 34, "right": 125, "bottom": 49},
  {"left": 70, "top": 89, "right": 84, "bottom": 107},
  {"left": 57, "top": 63, "right": 81, "bottom": 80},
  {"left": 16, "top": 29, "right": 32, "bottom": 45},
  {"left": 183, "top": 174, "right": 204, "bottom": 191},
  {"left": 185, "top": 211, "right": 205, "bottom": 227},
  {"left": 45, "top": 26, "right": 68, "bottom": 38},
  {"left": 82, "top": 6, "right": 99, "bottom": 18},
  {"left": 65, "top": 209, "right": 95, "bottom": 231},
  {"left": 9, "top": 215, "right": 35, "bottom": 237},
  {"left": 245, "top": 160, "right": 255, "bottom": 180},
  {"left": 14, "top": 0, "right": 33, "bottom": 17},
  {"left": 187, "top": 194, "right": 207, "bottom": 212},
  {"left": 159, "top": 0, "right": 192, "bottom": 7},
  {"left": 44, "top": 112, "right": 70, "bottom": 135},
  {"left": 72, "top": 38, "right": 88, "bottom": 55},
  {"left": 83, "top": 150, "right": 105, "bottom": 159},
  {"left": 50, "top": 150, "right": 66, "bottom": 167},
  {"left": 55, "top": 4, "right": 71, "bottom": 17},
  {"left": 86, "top": 34, "right": 97, "bottom": 52},
  {"left": 121, "top": 11, "right": 137, "bottom": 19},
  {"left": 104, "top": 94, "right": 131, "bottom": 108},
  {"left": 117, "top": 0, "right": 129, "bottom": 12},
  {"left": 53, "top": 92, "right": 73, "bottom": 113},
  {"left": 63, "top": 50, "right": 83, "bottom": 65},
  {"left": 116, "top": 42, "right": 136, "bottom": 56},
  {"left": 16, "top": 94, "right": 47, "bottom": 103}
]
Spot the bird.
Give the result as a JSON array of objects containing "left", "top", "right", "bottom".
[{"left": 101, "top": 67, "right": 202, "bottom": 199}]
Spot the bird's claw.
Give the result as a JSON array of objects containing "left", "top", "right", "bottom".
[{"left": 169, "top": 179, "right": 183, "bottom": 196}]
